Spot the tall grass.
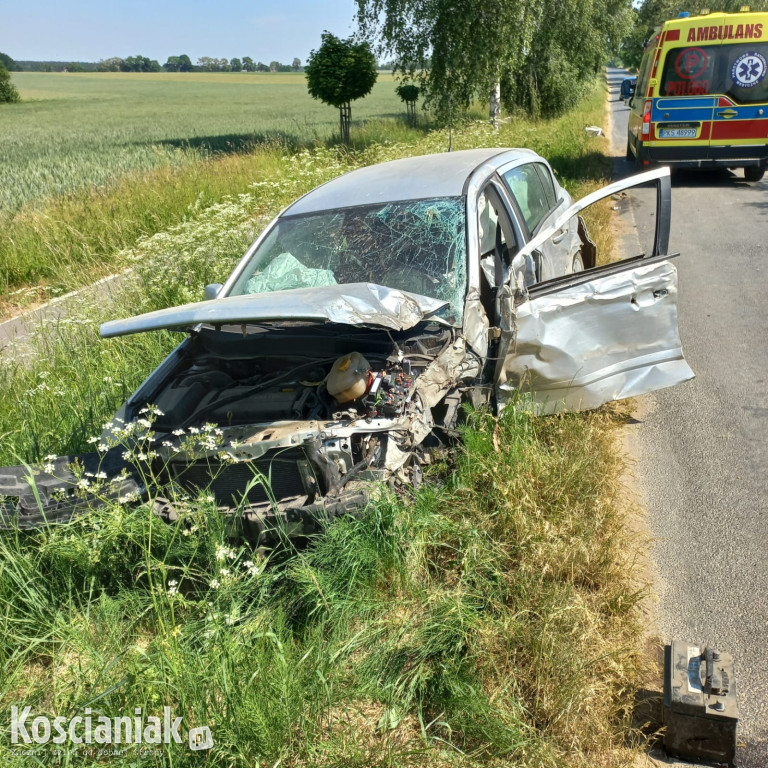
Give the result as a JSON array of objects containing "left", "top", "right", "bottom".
[{"left": 0, "top": 401, "right": 646, "bottom": 767}]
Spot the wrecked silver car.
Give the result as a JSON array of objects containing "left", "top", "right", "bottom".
[{"left": 0, "top": 149, "right": 694, "bottom": 539}]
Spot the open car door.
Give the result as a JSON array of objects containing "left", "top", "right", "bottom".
[{"left": 495, "top": 167, "right": 694, "bottom": 414}]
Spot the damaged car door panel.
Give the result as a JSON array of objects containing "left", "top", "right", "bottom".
[
  {"left": 498, "top": 166, "right": 692, "bottom": 413},
  {"left": 0, "top": 151, "right": 693, "bottom": 539}
]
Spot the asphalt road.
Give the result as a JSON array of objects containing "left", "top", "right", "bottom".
[{"left": 606, "top": 67, "right": 768, "bottom": 766}]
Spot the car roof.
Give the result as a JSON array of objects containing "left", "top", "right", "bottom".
[{"left": 283, "top": 147, "right": 540, "bottom": 216}]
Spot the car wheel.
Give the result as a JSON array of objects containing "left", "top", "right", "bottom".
[
  {"left": 744, "top": 167, "right": 765, "bottom": 183},
  {"left": 626, "top": 139, "right": 634, "bottom": 162},
  {"left": 571, "top": 252, "right": 585, "bottom": 273}
]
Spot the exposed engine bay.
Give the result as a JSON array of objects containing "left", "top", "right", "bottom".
[
  {"left": 145, "top": 328, "right": 431, "bottom": 429},
  {"left": 106, "top": 323, "right": 483, "bottom": 542}
]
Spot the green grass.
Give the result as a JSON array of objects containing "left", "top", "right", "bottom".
[
  {"left": 1, "top": 71, "right": 403, "bottom": 212},
  {"left": 0, "top": 80, "right": 648, "bottom": 767},
  {"left": 0, "top": 403, "right": 646, "bottom": 768}
]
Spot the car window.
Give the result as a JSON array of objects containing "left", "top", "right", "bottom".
[
  {"left": 501, "top": 164, "right": 551, "bottom": 234},
  {"left": 478, "top": 184, "right": 522, "bottom": 297},
  {"left": 228, "top": 197, "right": 468, "bottom": 324},
  {"left": 478, "top": 192, "right": 503, "bottom": 259},
  {"left": 533, "top": 163, "right": 557, "bottom": 209}
]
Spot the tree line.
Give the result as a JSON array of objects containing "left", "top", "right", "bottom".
[
  {"left": 98, "top": 54, "right": 304, "bottom": 73},
  {"left": 0, "top": 52, "right": 305, "bottom": 74}
]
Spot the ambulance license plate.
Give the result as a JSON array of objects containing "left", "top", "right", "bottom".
[{"left": 660, "top": 128, "right": 697, "bottom": 138}]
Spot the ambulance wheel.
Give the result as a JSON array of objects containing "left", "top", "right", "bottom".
[
  {"left": 744, "top": 167, "right": 765, "bottom": 183},
  {"left": 626, "top": 139, "right": 633, "bottom": 162}
]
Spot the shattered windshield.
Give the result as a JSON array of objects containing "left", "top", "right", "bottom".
[{"left": 229, "top": 197, "right": 468, "bottom": 324}]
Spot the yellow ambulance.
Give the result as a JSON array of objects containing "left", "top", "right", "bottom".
[{"left": 627, "top": 9, "right": 768, "bottom": 181}]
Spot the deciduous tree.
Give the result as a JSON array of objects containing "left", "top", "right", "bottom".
[
  {"left": 0, "top": 64, "right": 20, "bottom": 103},
  {"left": 395, "top": 82, "right": 419, "bottom": 123},
  {"left": 121, "top": 55, "right": 161, "bottom": 72},
  {"left": 292, "top": 57, "right": 302, "bottom": 71},
  {"left": 164, "top": 55, "right": 193, "bottom": 72},
  {"left": 230, "top": 57, "right": 242, "bottom": 72},
  {"left": 305, "top": 31, "right": 378, "bottom": 144},
  {"left": 98, "top": 57, "right": 124, "bottom": 72},
  {"left": 356, "top": 0, "right": 533, "bottom": 119},
  {"left": 0, "top": 52, "right": 17, "bottom": 71},
  {"left": 504, "top": 0, "right": 632, "bottom": 117}
]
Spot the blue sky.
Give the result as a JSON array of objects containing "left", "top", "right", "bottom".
[{"left": 2, "top": 0, "right": 362, "bottom": 64}]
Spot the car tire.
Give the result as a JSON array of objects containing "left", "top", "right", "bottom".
[
  {"left": 571, "top": 252, "right": 585, "bottom": 273},
  {"left": 744, "top": 167, "right": 765, "bottom": 183},
  {"left": 626, "top": 139, "right": 634, "bottom": 162}
]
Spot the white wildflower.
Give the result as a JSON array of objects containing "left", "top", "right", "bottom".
[{"left": 215, "top": 544, "right": 235, "bottom": 561}]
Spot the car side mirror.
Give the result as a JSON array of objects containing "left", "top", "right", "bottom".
[{"left": 204, "top": 283, "right": 223, "bottom": 300}]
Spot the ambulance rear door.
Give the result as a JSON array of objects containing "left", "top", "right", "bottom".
[{"left": 710, "top": 38, "right": 768, "bottom": 152}]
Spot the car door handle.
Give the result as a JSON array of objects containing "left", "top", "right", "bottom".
[
  {"left": 551, "top": 229, "right": 567, "bottom": 244},
  {"left": 717, "top": 109, "right": 738, "bottom": 119}
]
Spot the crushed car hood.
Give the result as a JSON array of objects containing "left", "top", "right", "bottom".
[{"left": 100, "top": 283, "right": 450, "bottom": 338}]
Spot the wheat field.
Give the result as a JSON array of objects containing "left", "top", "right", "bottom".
[{"left": 1, "top": 71, "right": 401, "bottom": 212}]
